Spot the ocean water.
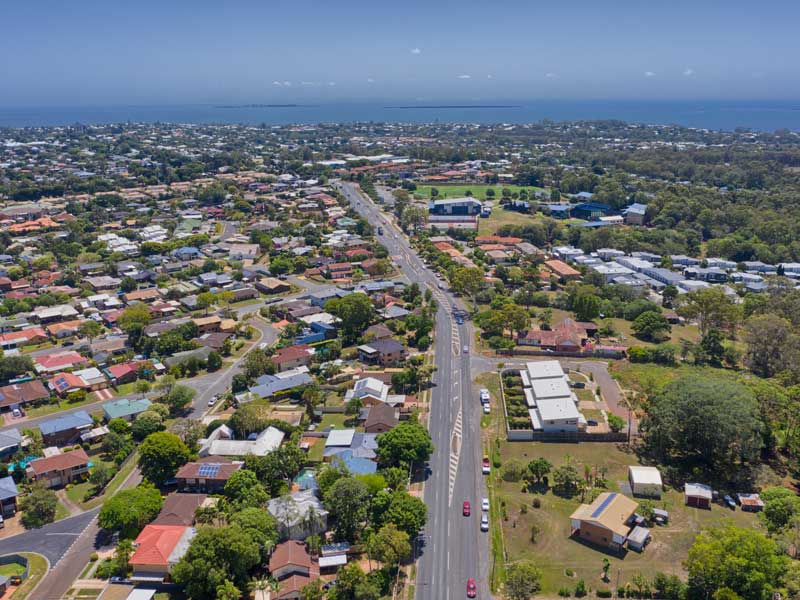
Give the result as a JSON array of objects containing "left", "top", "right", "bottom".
[{"left": 1, "top": 100, "right": 799, "bottom": 132}]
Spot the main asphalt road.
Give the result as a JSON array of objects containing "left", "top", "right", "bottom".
[{"left": 334, "top": 181, "right": 491, "bottom": 599}]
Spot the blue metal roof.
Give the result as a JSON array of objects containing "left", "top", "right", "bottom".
[{"left": 39, "top": 410, "right": 93, "bottom": 436}]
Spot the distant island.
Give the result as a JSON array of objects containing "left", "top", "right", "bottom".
[
  {"left": 214, "top": 104, "right": 317, "bottom": 109},
  {"left": 386, "top": 104, "right": 520, "bottom": 109}
]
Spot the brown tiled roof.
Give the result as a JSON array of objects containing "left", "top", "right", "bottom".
[
  {"left": 28, "top": 448, "right": 89, "bottom": 475},
  {"left": 269, "top": 540, "right": 312, "bottom": 572},
  {"left": 175, "top": 458, "right": 241, "bottom": 481},
  {"left": 0, "top": 380, "right": 50, "bottom": 407},
  {"left": 153, "top": 493, "right": 208, "bottom": 526}
]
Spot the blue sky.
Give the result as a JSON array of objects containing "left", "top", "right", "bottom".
[{"left": 2, "top": 0, "right": 798, "bottom": 106}]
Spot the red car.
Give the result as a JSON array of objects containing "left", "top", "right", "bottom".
[
  {"left": 467, "top": 578, "right": 477, "bottom": 598},
  {"left": 462, "top": 501, "right": 471, "bottom": 516}
]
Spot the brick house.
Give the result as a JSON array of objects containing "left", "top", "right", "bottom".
[{"left": 26, "top": 448, "right": 90, "bottom": 488}]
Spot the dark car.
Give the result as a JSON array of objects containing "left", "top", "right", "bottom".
[
  {"left": 723, "top": 495, "right": 736, "bottom": 510},
  {"left": 9, "top": 576, "right": 21, "bottom": 585},
  {"left": 587, "top": 419, "right": 599, "bottom": 426},
  {"left": 455, "top": 315, "right": 464, "bottom": 325}
]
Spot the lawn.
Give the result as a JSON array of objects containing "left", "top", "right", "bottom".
[
  {"left": 65, "top": 452, "right": 138, "bottom": 510},
  {"left": 609, "top": 362, "right": 739, "bottom": 397},
  {"left": 25, "top": 396, "right": 103, "bottom": 419},
  {"left": 55, "top": 500, "right": 70, "bottom": 521},
  {"left": 478, "top": 208, "right": 546, "bottom": 235},
  {"left": 318, "top": 413, "right": 358, "bottom": 431},
  {"left": 10, "top": 553, "right": 48, "bottom": 600},
  {"left": 488, "top": 441, "right": 764, "bottom": 596},
  {"left": 0, "top": 562, "right": 25, "bottom": 577},
  {"left": 414, "top": 184, "right": 543, "bottom": 201}
]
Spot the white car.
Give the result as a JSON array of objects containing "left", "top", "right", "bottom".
[
  {"left": 481, "top": 498, "right": 490, "bottom": 512},
  {"left": 259, "top": 342, "right": 268, "bottom": 350},
  {"left": 479, "top": 389, "right": 490, "bottom": 403},
  {"left": 483, "top": 404, "right": 491, "bottom": 414},
  {"left": 463, "top": 344, "right": 469, "bottom": 353},
  {"left": 207, "top": 397, "right": 217, "bottom": 407},
  {"left": 480, "top": 514, "right": 489, "bottom": 532}
]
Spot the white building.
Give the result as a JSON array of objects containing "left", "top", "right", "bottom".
[
  {"left": 522, "top": 361, "right": 584, "bottom": 432},
  {"left": 628, "top": 466, "right": 663, "bottom": 498}
]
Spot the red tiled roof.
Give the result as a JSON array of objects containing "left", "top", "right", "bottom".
[
  {"left": 131, "top": 525, "right": 189, "bottom": 567},
  {"left": 271, "top": 344, "right": 313, "bottom": 365},
  {"left": 269, "top": 540, "right": 312, "bottom": 573}
]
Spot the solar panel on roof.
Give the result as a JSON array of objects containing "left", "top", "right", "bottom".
[
  {"left": 198, "top": 464, "right": 221, "bottom": 477},
  {"left": 590, "top": 493, "right": 617, "bottom": 518}
]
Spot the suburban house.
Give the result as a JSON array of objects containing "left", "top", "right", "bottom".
[
  {"left": 543, "top": 259, "right": 581, "bottom": 281},
  {"left": 34, "top": 351, "right": 89, "bottom": 374},
  {"left": 103, "top": 398, "right": 153, "bottom": 422},
  {"left": 685, "top": 483, "right": 713, "bottom": 509},
  {"left": 518, "top": 318, "right": 596, "bottom": 352},
  {"left": 198, "top": 425, "right": 285, "bottom": 458},
  {"left": 357, "top": 338, "right": 407, "bottom": 366},
  {"left": 363, "top": 403, "right": 399, "bottom": 434},
  {"left": 0, "top": 327, "right": 48, "bottom": 350},
  {"left": 152, "top": 493, "right": 209, "bottom": 527},
  {"left": 26, "top": 448, "right": 91, "bottom": 488},
  {"left": 0, "top": 428, "right": 22, "bottom": 457},
  {"left": 622, "top": 203, "right": 648, "bottom": 226},
  {"left": 39, "top": 410, "right": 94, "bottom": 445},
  {"left": 271, "top": 344, "right": 315, "bottom": 372},
  {"left": 249, "top": 366, "right": 314, "bottom": 399},
  {"left": 628, "top": 466, "right": 663, "bottom": 498},
  {"left": 175, "top": 457, "right": 243, "bottom": 493},
  {"left": 130, "top": 525, "right": 197, "bottom": 582},
  {"left": 269, "top": 540, "right": 317, "bottom": 580},
  {"left": 268, "top": 489, "right": 329, "bottom": 541},
  {"left": 570, "top": 492, "right": 639, "bottom": 551},
  {"left": 344, "top": 377, "right": 405, "bottom": 407},
  {"left": 0, "top": 380, "right": 50, "bottom": 411},
  {"left": 0, "top": 476, "right": 19, "bottom": 516}
]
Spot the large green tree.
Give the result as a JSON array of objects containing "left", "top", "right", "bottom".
[
  {"left": 686, "top": 525, "right": 786, "bottom": 600},
  {"left": 631, "top": 310, "right": 671, "bottom": 341},
  {"left": 20, "top": 485, "right": 57, "bottom": 529},
  {"left": 323, "top": 476, "right": 370, "bottom": 542},
  {"left": 641, "top": 376, "right": 763, "bottom": 475},
  {"left": 98, "top": 483, "right": 163, "bottom": 537},
  {"left": 138, "top": 431, "right": 192, "bottom": 485},
  {"left": 506, "top": 561, "right": 543, "bottom": 600},
  {"left": 376, "top": 421, "right": 434, "bottom": 468},
  {"left": 172, "top": 525, "right": 261, "bottom": 600},
  {"left": 326, "top": 293, "right": 376, "bottom": 342},
  {"left": 676, "top": 287, "right": 740, "bottom": 336}
]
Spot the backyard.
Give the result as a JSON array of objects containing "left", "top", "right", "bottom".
[{"left": 414, "top": 184, "right": 541, "bottom": 201}]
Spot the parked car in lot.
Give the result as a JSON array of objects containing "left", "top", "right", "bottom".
[
  {"left": 723, "top": 495, "right": 736, "bottom": 510},
  {"left": 480, "top": 514, "right": 489, "bottom": 531},
  {"left": 482, "top": 456, "right": 491, "bottom": 475},
  {"left": 462, "top": 501, "right": 471, "bottom": 516},
  {"left": 587, "top": 419, "right": 598, "bottom": 426}
]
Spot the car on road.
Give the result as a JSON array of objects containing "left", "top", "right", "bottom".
[
  {"left": 480, "top": 514, "right": 489, "bottom": 532},
  {"left": 481, "top": 498, "right": 490, "bottom": 512},
  {"left": 462, "top": 501, "right": 471, "bottom": 516},
  {"left": 377, "top": 226, "right": 384, "bottom": 235},
  {"left": 482, "top": 404, "right": 490, "bottom": 414},
  {"left": 455, "top": 315, "right": 464, "bottom": 325},
  {"left": 482, "top": 456, "right": 491, "bottom": 475},
  {"left": 466, "top": 578, "right": 477, "bottom": 598},
  {"left": 207, "top": 398, "right": 216, "bottom": 407},
  {"left": 438, "top": 282, "right": 446, "bottom": 290},
  {"left": 463, "top": 344, "right": 469, "bottom": 353}
]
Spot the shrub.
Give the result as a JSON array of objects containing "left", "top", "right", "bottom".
[
  {"left": 617, "top": 587, "right": 627, "bottom": 598},
  {"left": 597, "top": 589, "right": 613, "bottom": 598},
  {"left": 565, "top": 568, "right": 574, "bottom": 577},
  {"left": 532, "top": 497, "right": 541, "bottom": 509},
  {"left": 520, "top": 504, "right": 528, "bottom": 514},
  {"left": 501, "top": 460, "right": 526, "bottom": 482},
  {"left": 558, "top": 587, "right": 572, "bottom": 597},
  {"left": 575, "top": 580, "right": 588, "bottom": 597}
]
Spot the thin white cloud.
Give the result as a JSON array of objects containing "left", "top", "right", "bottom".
[
  {"left": 300, "top": 81, "right": 319, "bottom": 87},
  {"left": 545, "top": 72, "right": 556, "bottom": 78},
  {"left": 272, "top": 80, "right": 292, "bottom": 87},
  {"left": 367, "top": 77, "right": 375, "bottom": 83},
  {"left": 328, "top": 81, "right": 336, "bottom": 87},
  {"left": 410, "top": 47, "right": 421, "bottom": 55},
  {"left": 644, "top": 71, "right": 656, "bottom": 77},
  {"left": 683, "top": 68, "right": 695, "bottom": 76},
  {"left": 457, "top": 74, "right": 471, "bottom": 79},
  {"left": 487, "top": 74, "right": 493, "bottom": 79}
]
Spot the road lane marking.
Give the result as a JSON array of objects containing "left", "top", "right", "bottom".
[{"left": 448, "top": 407, "right": 463, "bottom": 505}]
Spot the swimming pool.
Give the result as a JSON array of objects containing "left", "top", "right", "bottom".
[{"left": 293, "top": 468, "right": 317, "bottom": 490}]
